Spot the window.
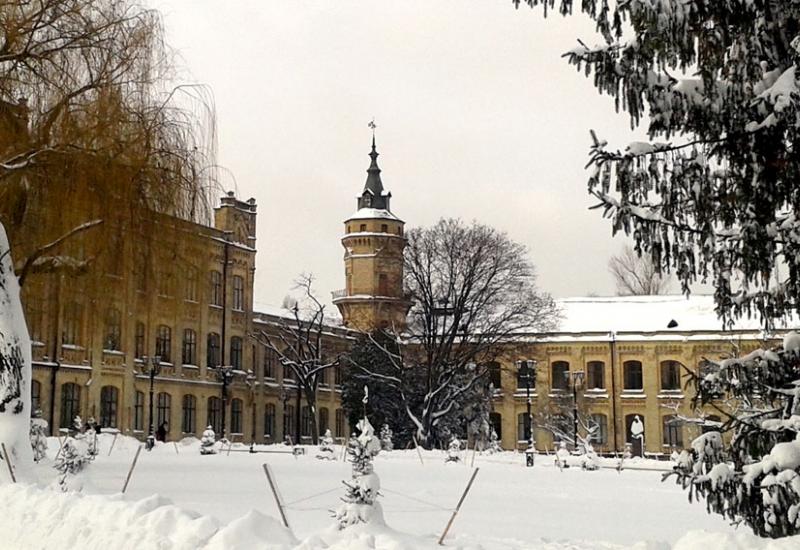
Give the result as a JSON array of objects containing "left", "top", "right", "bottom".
[
  {"left": 134, "top": 391, "right": 144, "bottom": 431},
  {"left": 359, "top": 223, "right": 367, "bottom": 232},
  {"left": 207, "top": 396, "right": 222, "bottom": 433},
  {"left": 378, "top": 273, "right": 388, "bottom": 295},
  {"left": 62, "top": 301, "right": 82, "bottom": 346},
  {"left": 60, "top": 383, "right": 81, "bottom": 428},
  {"left": 182, "top": 395, "right": 196, "bottom": 434},
  {"left": 26, "top": 296, "right": 44, "bottom": 343},
  {"left": 301, "top": 406, "right": 312, "bottom": 438},
  {"left": 158, "top": 268, "right": 174, "bottom": 297},
  {"left": 156, "top": 392, "right": 171, "bottom": 429},
  {"left": 185, "top": 267, "right": 198, "bottom": 302},
  {"left": 590, "top": 414, "right": 608, "bottom": 445},
  {"left": 319, "top": 407, "right": 329, "bottom": 434},
  {"left": 210, "top": 270, "right": 222, "bottom": 306},
  {"left": 334, "top": 366, "right": 343, "bottom": 386},
  {"left": 31, "top": 380, "right": 41, "bottom": 413},
  {"left": 551, "top": 361, "right": 570, "bottom": 391},
  {"left": 516, "top": 361, "right": 536, "bottom": 390},
  {"left": 103, "top": 307, "right": 122, "bottom": 351},
  {"left": 100, "top": 386, "right": 119, "bottom": 428},
  {"left": 207, "top": 333, "right": 221, "bottom": 368},
  {"left": 135, "top": 259, "right": 146, "bottom": 292},
  {"left": 381, "top": 223, "right": 388, "bottom": 232},
  {"left": 283, "top": 363, "right": 295, "bottom": 383},
  {"left": 264, "top": 403, "right": 276, "bottom": 437},
  {"left": 660, "top": 360, "right": 682, "bottom": 391},
  {"left": 319, "top": 368, "right": 329, "bottom": 387},
  {"left": 335, "top": 408, "right": 345, "bottom": 438},
  {"left": 264, "top": 347, "right": 277, "bottom": 379},
  {"left": 230, "top": 336, "right": 243, "bottom": 369},
  {"left": 135, "top": 321, "right": 145, "bottom": 359},
  {"left": 487, "top": 362, "right": 502, "bottom": 390},
  {"left": 489, "top": 412, "right": 502, "bottom": 440},
  {"left": 232, "top": 275, "right": 244, "bottom": 311},
  {"left": 283, "top": 404, "right": 295, "bottom": 440},
  {"left": 156, "top": 325, "right": 171, "bottom": 362},
  {"left": 663, "top": 415, "right": 683, "bottom": 447},
  {"left": 587, "top": 361, "right": 605, "bottom": 390},
  {"left": 623, "top": 361, "right": 644, "bottom": 391},
  {"left": 182, "top": 329, "right": 197, "bottom": 365},
  {"left": 231, "top": 398, "right": 243, "bottom": 434},
  {"left": 517, "top": 413, "right": 531, "bottom": 442}
]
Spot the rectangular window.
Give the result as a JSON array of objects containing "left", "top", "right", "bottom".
[
  {"left": 232, "top": 275, "right": 244, "bottom": 311},
  {"left": 62, "top": 302, "right": 82, "bottom": 346},
  {"left": 156, "top": 325, "right": 172, "bottom": 363},
  {"left": 156, "top": 392, "right": 171, "bottom": 432},
  {"left": 135, "top": 322, "right": 145, "bottom": 359},
  {"left": 182, "top": 329, "right": 197, "bottom": 365},
  {"left": 587, "top": 361, "right": 605, "bottom": 390},
  {"left": 210, "top": 271, "right": 222, "bottom": 306},
  {"left": 230, "top": 337, "right": 243, "bottom": 369},
  {"left": 134, "top": 391, "right": 144, "bottom": 431},
  {"left": 231, "top": 399, "right": 243, "bottom": 434},
  {"left": 185, "top": 267, "right": 198, "bottom": 302},
  {"left": 207, "top": 333, "right": 221, "bottom": 368},
  {"left": 182, "top": 395, "right": 196, "bottom": 434},
  {"left": 624, "top": 361, "right": 644, "bottom": 391}
]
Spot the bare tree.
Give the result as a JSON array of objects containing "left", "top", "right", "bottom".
[
  {"left": 350, "top": 218, "right": 560, "bottom": 448},
  {"left": 608, "top": 244, "right": 669, "bottom": 296},
  {"left": 535, "top": 395, "right": 599, "bottom": 453},
  {"left": 252, "top": 275, "right": 342, "bottom": 445}
]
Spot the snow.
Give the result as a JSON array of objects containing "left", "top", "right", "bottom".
[
  {"left": 345, "top": 208, "right": 402, "bottom": 222},
  {"left": 4, "top": 433, "right": 789, "bottom": 548}
]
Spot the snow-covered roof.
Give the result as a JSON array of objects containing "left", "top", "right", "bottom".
[
  {"left": 345, "top": 208, "right": 402, "bottom": 223},
  {"left": 253, "top": 301, "right": 344, "bottom": 327},
  {"left": 552, "top": 295, "right": 797, "bottom": 335}
]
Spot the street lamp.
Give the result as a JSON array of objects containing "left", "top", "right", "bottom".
[
  {"left": 215, "top": 365, "right": 235, "bottom": 440},
  {"left": 565, "top": 370, "right": 585, "bottom": 452},
  {"left": 141, "top": 355, "right": 161, "bottom": 451},
  {"left": 516, "top": 359, "right": 537, "bottom": 467}
]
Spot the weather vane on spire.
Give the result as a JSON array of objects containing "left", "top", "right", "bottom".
[{"left": 368, "top": 118, "right": 377, "bottom": 135}]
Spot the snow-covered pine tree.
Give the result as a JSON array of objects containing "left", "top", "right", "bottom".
[
  {"left": 317, "top": 429, "right": 335, "bottom": 460},
  {"left": 29, "top": 409, "right": 48, "bottom": 463},
  {"left": 379, "top": 424, "right": 393, "bottom": 451},
  {"left": 445, "top": 437, "right": 462, "bottom": 463},
  {"left": 665, "top": 332, "right": 800, "bottom": 537},
  {"left": 334, "top": 416, "right": 383, "bottom": 529},
  {"left": 200, "top": 425, "right": 217, "bottom": 455},
  {"left": 485, "top": 429, "right": 502, "bottom": 455}
]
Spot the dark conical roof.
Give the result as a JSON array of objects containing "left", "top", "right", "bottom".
[{"left": 358, "top": 136, "right": 391, "bottom": 210}]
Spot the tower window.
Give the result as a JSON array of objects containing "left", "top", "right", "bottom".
[
  {"left": 381, "top": 224, "right": 388, "bottom": 233},
  {"left": 360, "top": 224, "right": 367, "bottom": 232}
]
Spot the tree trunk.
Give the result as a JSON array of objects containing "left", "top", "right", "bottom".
[
  {"left": 0, "top": 222, "right": 33, "bottom": 483},
  {"left": 303, "top": 386, "right": 319, "bottom": 445}
]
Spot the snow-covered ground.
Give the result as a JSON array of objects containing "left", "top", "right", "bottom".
[{"left": 2, "top": 434, "right": 799, "bottom": 549}]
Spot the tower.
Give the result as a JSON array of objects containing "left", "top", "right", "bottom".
[{"left": 333, "top": 137, "right": 411, "bottom": 331}]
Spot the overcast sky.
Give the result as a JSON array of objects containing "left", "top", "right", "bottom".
[{"left": 152, "top": 0, "right": 652, "bottom": 309}]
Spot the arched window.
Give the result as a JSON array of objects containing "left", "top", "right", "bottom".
[
  {"left": 30, "top": 380, "right": 41, "bottom": 413},
  {"left": 551, "top": 361, "right": 570, "bottom": 391},
  {"left": 232, "top": 275, "right": 244, "bottom": 311},
  {"left": 487, "top": 362, "right": 502, "bottom": 390},
  {"left": 230, "top": 336, "right": 243, "bottom": 369},
  {"left": 134, "top": 321, "right": 146, "bottom": 359},
  {"left": 104, "top": 307, "right": 122, "bottom": 351},
  {"left": 516, "top": 361, "right": 536, "bottom": 390},
  {"left": 62, "top": 301, "right": 82, "bottom": 346},
  {"left": 660, "top": 360, "right": 682, "bottom": 391},
  {"left": 590, "top": 414, "right": 608, "bottom": 445},
  {"left": 60, "top": 383, "right": 81, "bottom": 428},
  {"left": 182, "top": 395, "right": 196, "bottom": 434},
  {"left": 182, "top": 329, "right": 197, "bottom": 365},
  {"left": 319, "top": 407, "right": 329, "bottom": 434},
  {"left": 155, "top": 325, "right": 171, "bottom": 362},
  {"left": 185, "top": 266, "right": 198, "bottom": 302},
  {"left": 586, "top": 361, "right": 605, "bottom": 390},
  {"left": 156, "top": 392, "right": 171, "bottom": 431},
  {"left": 662, "top": 415, "right": 683, "bottom": 447},
  {"left": 207, "top": 396, "right": 222, "bottom": 433},
  {"left": 623, "top": 360, "right": 643, "bottom": 390},
  {"left": 209, "top": 270, "right": 222, "bottom": 306},
  {"left": 231, "top": 398, "right": 243, "bottom": 434},
  {"left": 517, "top": 413, "right": 531, "bottom": 442},
  {"left": 99, "top": 386, "right": 119, "bottom": 428},
  {"left": 284, "top": 404, "right": 295, "bottom": 441},
  {"left": 300, "top": 406, "right": 313, "bottom": 438},
  {"left": 264, "top": 403, "right": 276, "bottom": 438},
  {"left": 207, "top": 333, "right": 221, "bottom": 368},
  {"left": 489, "top": 412, "right": 502, "bottom": 440},
  {"left": 335, "top": 408, "right": 345, "bottom": 438},
  {"left": 134, "top": 391, "right": 144, "bottom": 431}
]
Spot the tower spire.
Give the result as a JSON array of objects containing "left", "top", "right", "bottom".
[{"left": 359, "top": 120, "right": 389, "bottom": 210}]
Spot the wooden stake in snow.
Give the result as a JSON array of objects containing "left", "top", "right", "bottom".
[
  {"left": 173, "top": 442, "right": 180, "bottom": 455},
  {"left": 107, "top": 433, "right": 118, "bottom": 456},
  {"left": 437, "top": 467, "right": 479, "bottom": 545},
  {"left": 412, "top": 434, "right": 425, "bottom": 466},
  {"left": 262, "top": 463, "right": 291, "bottom": 530},
  {"left": 122, "top": 445, "right": 143, "bottom": 494},
  {"left": 1, "top": 443, "right": 16, "bottom": 483}
]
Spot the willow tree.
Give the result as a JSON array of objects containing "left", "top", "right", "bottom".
[
  {"left": 0, "top": 0, "right": 218, "bottom": 479},
  {"left": 514, "top": 0, "right": 800, "bottom": 537}
]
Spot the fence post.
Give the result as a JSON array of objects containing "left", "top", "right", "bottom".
[
  {"left": 412, "top": 434, "right": 425, "bottom": 466},
  {"left": 121, "top": 445, "right": 143, "bottom": 494},
  {"left": 262, "top": 463, "right": 291, "bottom": 530},
  {"left": 1, "top": 443, "right": 16, "bottom": 483},
  {"left": 438, "top": 468, "right": 479, "bottom": 545}
]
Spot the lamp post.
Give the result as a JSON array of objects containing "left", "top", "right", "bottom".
[
  {"left": 142, "top": 355, "right": 161, "bottom": 451},
  {"left": 215, "top": 365, "right": 235, "bottom": 440},
  {"left": 516, "top": 359, "right": 537, "bottom": 466},
  {"left": 566, "top": 370, "right": 585, "bottom": 452}
]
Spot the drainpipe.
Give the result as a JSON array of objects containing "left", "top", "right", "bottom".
[
  {"left": 609, "top": 330, "right": 619, "bottom": 454},
  {"left": 49, "top": 278, "right": 62, "bottom": 435}
]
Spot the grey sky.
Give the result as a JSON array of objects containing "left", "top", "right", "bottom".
[{"left": 154, "top": 0, "right": 650, "bottom": 309}]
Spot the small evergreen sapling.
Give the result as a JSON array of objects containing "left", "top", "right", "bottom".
[
  {"left": 52, "top": 415, "right": 95, "bottom": 491},
  {"left": 317, "top": 429, "right": 336, "bottom": 460},
  {"left": 445, "top": 437, "right": 462, "bottom": 463},
  {"left": 334, "top": 416, "right": 383, "bottom": 529},
  {"left": 29, "top": 409, "right": 48, "bottom": 462},
  {"left": 484, "top": 429, "right": 502, "bottom": 454},
  {"left": 200, "top": 425, "right": 217, "bottom": 455},
  {"left": 379, "top": 424, "right": 393, "bottom": 451}
]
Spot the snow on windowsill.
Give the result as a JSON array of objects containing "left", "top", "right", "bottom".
[
  {"left": 31, "top": 340, "right": 45, "bottom": 347},
  {"left": 61, "top": 344, "right": 85, "bottom": 351},
  {"left": 182, "top": 364, "right": 199, "bottom": 369},
  {"left": 621, "top": 391, "right": 646, "bottom": 399},
  {"left": 657, "top": 393, "right": 684, "bottom": 399},
  {"left": 584, "top": 392, "right": 609, "bottom": 399},
  {"left": 102, "top": 349, "right": 125, "bottom": 356}
]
